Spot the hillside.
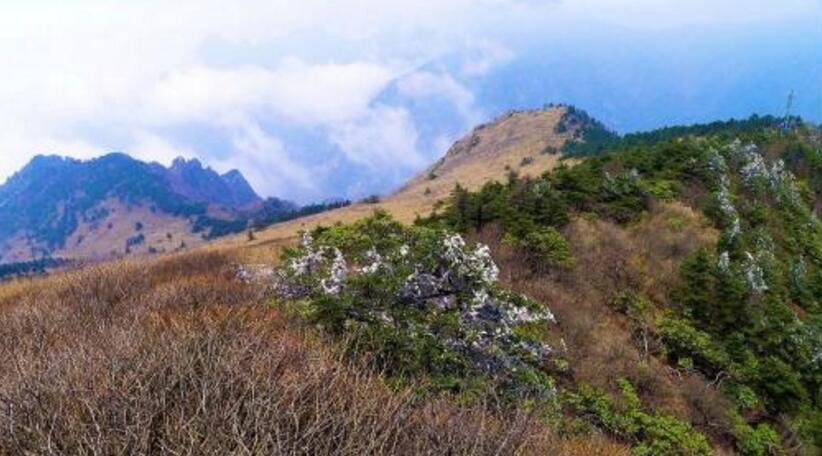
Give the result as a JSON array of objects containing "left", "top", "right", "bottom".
[
  {"left": 0, "top": 154, "right": 305, "bottom": 265},
  {"left": 2, "top": 107, "right": 822, "bottom": 455},
  {"left": 224, "top": 109, "right": 822, "bottom": 454},
  {"left": 222, "top": 106, "right": 575, "bottom": 251}
]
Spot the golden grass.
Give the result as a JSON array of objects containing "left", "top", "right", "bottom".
[{"left": 215, "top": 107, "right": 575, "bottom": 252}]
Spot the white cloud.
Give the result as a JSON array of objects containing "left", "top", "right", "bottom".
[
  {"left": 128, "top": 132, "right": 196, "bottom": 166},
  {"left": 0, "top": 120, "right": 105, "bottom": 184},
  {"left": 330, "top": 106, "right": 424, "bottom": 170},
  {"left": 146, "top": 59, "right": 397, "bottom": 127},
  {"left": 214, "top": 115, "right": 319, "bottom": 199},
  {"left": 0, "top": 0, "right": 818, "bottom": 200},
  {"left": 561, "top": 0, "right": 820, "bottom": 29},
  {"left": 397, "top": 71, "right": 481, "bottom": 124},
  {"left": 460, "top": 40, "right": 515, "bottom": 76}
]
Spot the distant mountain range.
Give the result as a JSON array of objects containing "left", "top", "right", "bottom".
[{"left": 0, "top": 153, "right": 346, "bottom": 264}]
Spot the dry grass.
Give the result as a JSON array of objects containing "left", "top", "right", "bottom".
[
  {"left": 0, "top": 248, "right": 633, "bottom": 455},
  {"left": 215, "top": 108, "right": 575, "bottom": 252},
  {"left": 3, "top": 198, "right": 205, "bottom": 265}
]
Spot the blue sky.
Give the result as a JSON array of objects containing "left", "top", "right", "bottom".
[{"left": 0, "top": 0, "right": 820, "bottom": 203}]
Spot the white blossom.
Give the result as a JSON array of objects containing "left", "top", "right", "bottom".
[
  {"left": 300, "top": 231, "right": 313, "bottom": 248},
  {"left": 717, "top": 251, "right": 731, "bottom": 274},
  {"left": 273, "top": 227, "right": 557, "bottom": 384},
  {"left": 470, "top": 244, "right": 500, "bottom": 285},
  {"left": 233, "top": 264, "right": 276, "bottom": 283},
  {"left": 706, "top": 148, "right": 729, "bottom": 175},
  {"left": 320, "top": 248, "right": 347, "bottom": 295},
  {"left": 288, "top": 248, "right": 325, "bottom": 277},
  {"left": 743, "top": 251, "right": 768, "bottom": 294},
  {"left": 740, "top": 152, "right": 768, "bottom": 183},
  {"left": 361, "top": 247, "right": 384, "bottom": 274}
]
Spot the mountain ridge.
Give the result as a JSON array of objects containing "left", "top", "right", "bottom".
[
  {"left": 0, "top": 153, "right": 285, "bottom": 264},
  {"left": 217, "top": 105, "right": 577, "bottom": 250}
]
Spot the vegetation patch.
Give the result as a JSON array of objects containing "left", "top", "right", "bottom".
[{"left": 271, "top": 212, "right": 561, "bottom": 400}]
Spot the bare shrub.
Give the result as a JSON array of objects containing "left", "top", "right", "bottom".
[{"left": 0, "top": 249, "right": 583, "bottom": 455}]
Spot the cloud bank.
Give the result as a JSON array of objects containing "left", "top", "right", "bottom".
[{"left": 0, "top": 0, "right": 819, "bottom": 202}]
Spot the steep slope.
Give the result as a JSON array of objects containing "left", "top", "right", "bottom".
[
  {"left": 226, "top": 106, "right": 575, "bottom": 249},
  {"left": 413, "top": 115, "right": 822, "bottom": 454},
  {"left": 220, "top": 169, "right": 261, "bottom": 207},
  {"left": 233, "top": 112, "right": 822, "bottom": 454},
  {"left": 167, "top": 157, "right": 262, "bottom": 209}
]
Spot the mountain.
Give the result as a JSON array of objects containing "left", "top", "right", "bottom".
[
  {"left": 228, "top": 106, "right": 577, "bottom": 245},
  {"left": 0, "top": 153, "right": 292, "bottom": 264},
  {"left": 4, "top": 105, "right": 822, "bottom": 454},
  {"left": 167, "top": 157, "right": 262, "bottom": 209},
  {"left": 220, "top": 169, "right": 261, "bottom": 207},
  {"left": 226, "top": 107, "right": 822, "bottom": 454}
]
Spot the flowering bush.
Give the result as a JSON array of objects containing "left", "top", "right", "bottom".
[{"left": 273, "top": 212, "right": 558, "bottom": 399}]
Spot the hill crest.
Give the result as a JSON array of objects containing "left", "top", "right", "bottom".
[{"left": 223, "top": 106, "right": 576, "bottom": 249}]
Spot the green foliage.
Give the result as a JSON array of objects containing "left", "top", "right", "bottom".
[
  {"left": 730, "top": 413, "right": 780, "bottom": 456},
  {"left": 658, "top": 316, "right": 732, "bottom": 376},
  {"left": 558, "top": 106, "right": 782, "bottom": 158},
  {"left": 640, "top": 179, "right": 679, "bottom": 201},
  {"left": 673, "top": 248, "right": 748, "bottom": 333},
  {"left": 566, "top": 379, "right": 711, "bottom": 456},
  {"left": 557, "top": 105, "right": 621, "bottom": 156},
  {"left": 504, "top": 227, "right": 574, "bottom": 273},
  {"left": 0, "top": 258, "right": 71, "bottom": 280},
  {"left": 278, "top": 212, "right": 557, "bottom": 401},
  {"left": 755, "top": 356, "right": 808, "bottom": 414},
  {"left": 428, "top": 118, "right": 822, "bottom": 453},
  {"left": 799, "top": 409, "right": 822, "bottom": 449}
]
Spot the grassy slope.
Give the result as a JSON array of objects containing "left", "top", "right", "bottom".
[{"left": 214, "top": 107, "right": 574, "bottom": 257}]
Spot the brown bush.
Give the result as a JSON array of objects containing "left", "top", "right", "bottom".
[{"left": 0, "top": 249, "right": 622, "bottom": 455}]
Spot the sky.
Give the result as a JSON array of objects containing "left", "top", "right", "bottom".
[{"left": 0, "top": 0, "right": 820, "bottom": 203}]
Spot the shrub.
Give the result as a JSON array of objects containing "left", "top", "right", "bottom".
[
  {"left": 731, "top": 413, "right": 780, "bottom": 456},
  {"left": 0, "top": 250, "right": 562, "bottom": 455},
  {"left": 641, "top": 179, "right": 679, "bottom": 201},
  {"left": 274, "top": 213, "right": 559, "bottom": 400},
  {"left": 504, "top": 227, "right": 574, "bottom": 273},
  {"left": 657, "top": 316, "right": 732, "bottom": 376},
  {"left": 565, "top": 379, "right": 711, "bottom": 456}
]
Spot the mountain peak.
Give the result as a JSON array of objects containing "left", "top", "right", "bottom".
[
  {"left": 220, "top": 170, "right": 261, "bottom": 208},
  {"left": 170, "top": 156, "right": 203, "bottom": 171},
  {"left": 221, "top": 169, "right": 244, "bottom": 180},
  {"left": 0, "top": 151, "right": 273, "bottom": 264},
  {"left": 165, "top": 157, "right": 260, "bottom": 208}
]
